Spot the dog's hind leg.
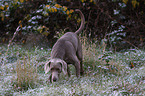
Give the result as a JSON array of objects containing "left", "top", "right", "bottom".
[
  {"left": 77, "top": 43, "right": 84, "bottom": 76},
  {"left": 65, "top": 41, "right": 81, "bottom": 77},
  {"left": 70, "top": 55, "right": 81, "bottom": 77}
]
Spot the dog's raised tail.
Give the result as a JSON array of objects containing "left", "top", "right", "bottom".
[{"left": 75, "top": 9, "right": 85, "bottom": 35}]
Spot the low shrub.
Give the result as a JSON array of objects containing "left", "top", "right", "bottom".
[{"left": 12, "top": 55, "right": 38, "bottom": 91}]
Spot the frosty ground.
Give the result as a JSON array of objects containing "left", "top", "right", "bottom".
[{"left": 0, "top": 44, "right": 145, "bottom": 96}]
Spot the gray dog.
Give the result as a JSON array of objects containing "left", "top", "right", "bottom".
[{"left": 44, "top": 9, "right": 85, "bottom": 83}]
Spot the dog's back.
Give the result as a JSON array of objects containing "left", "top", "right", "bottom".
[
  {"left": 51, "top": 32, "right": 78, "bottom": 59},
  {"left": 51, "top": 9, "right": 85, "bottom": 60}
]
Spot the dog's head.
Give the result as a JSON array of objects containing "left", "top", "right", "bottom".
[{"left": 44, "top": 58, "right": 67, "bottom": 83}]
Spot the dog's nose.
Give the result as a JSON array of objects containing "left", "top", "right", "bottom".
[{"left": 53, "top": 77, "right": 57, "bottom": 82}]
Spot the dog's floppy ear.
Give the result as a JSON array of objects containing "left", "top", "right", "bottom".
[
  {"left": 60, "top": 60, "right": 67, "bottom": 75},
  {"left": 44, "top": 60, "right": 51, "bottom": 74}
]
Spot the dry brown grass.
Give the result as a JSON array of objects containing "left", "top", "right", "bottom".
[{"left": 13, "top": 56, "right": 38, "bottom": 91}]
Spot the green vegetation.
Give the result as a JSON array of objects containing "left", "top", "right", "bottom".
[
  {"left": 0, "top": 0, "right": 145, "bottom": 49},
  {"left": 0, "top": 38, "right": 145, "bottom": 95}
]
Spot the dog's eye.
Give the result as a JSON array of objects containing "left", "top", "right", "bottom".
[{"left": 51, "top": 68, "right": 54, "bottom": 71}]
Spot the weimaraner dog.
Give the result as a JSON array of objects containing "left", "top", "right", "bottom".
[{"left": 44, "top": 9, "right": 85, "bottom": 83}]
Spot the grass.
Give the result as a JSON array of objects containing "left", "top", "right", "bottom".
[{"left": 0, "top": 38, "right": 145, "bottom": 95}]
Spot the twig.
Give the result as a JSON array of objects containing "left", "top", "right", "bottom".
[
  {"left": 122, "top": 39, "right": 139, "bottom": 50},
  {"left": 84, "top": 10, "right": 92, "bottom": 33},
  {"left": 5, "top": 26, "right": 20, "bottom": 55},
  {"left": 94, "top": 2, "right": 130, "bottom": 30}
]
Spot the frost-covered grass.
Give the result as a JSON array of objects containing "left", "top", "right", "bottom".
[{"left": 0, "top": 43, "right": 145, "bottom": 96}]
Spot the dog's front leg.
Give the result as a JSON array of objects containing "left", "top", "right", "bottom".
[{"left": 67, "top": 65, "right": 71, "bottom": 77}]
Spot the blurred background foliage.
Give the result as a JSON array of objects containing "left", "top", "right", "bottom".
[{"left": 0, "top": 0, "right": 145, "bottom": 50}]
